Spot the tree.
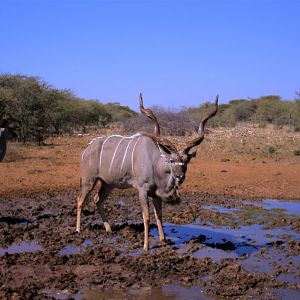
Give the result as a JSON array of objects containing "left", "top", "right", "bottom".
[
  {"left": 105, "top": 102, "right": 136, "bottom": 123},
  {"left": 254, "top": 95, "right": 284, "bottom": 126},
  {"left": 0, "top": 74, "right": 53, "bottom": 144},
  {"left": 228, "top": 99, "right": 257, "bottom": 122},
  {"left": 0, "top": 74, "right": 130, "bottom": 141}
]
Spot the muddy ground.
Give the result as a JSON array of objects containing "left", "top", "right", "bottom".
[
  {"left": 0, "top": 190, "right": 299, "bottom": 299},
  {"left": 0, "top": 126, "right": 300, "bottom": 299}
]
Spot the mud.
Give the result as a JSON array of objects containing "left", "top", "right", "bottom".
[{"left": 0, "top": 190, "right": 299, "bottom": 299}]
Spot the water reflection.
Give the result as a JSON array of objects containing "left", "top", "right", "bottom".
[
  {"left": 74, "top": 285, "right": 211, "bottom": 300},
  {"left": 244, "top": 199, "right": 300, "bottom": 216},
  {"left": 150, "top": 221, "right": 298, "bottom": 262},
  {"left": 0, "top": 240, "right": 43, "bottom": 256}
]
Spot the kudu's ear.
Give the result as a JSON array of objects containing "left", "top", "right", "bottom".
[
  {"left": 182, "top": 151, "right": 197, "bottom": 164},
  {"left": 189, "top": 151, "right": 197, "bottom": 160},
  {"left": 184, "top": 151, "right": 197, "bottom": 164}
]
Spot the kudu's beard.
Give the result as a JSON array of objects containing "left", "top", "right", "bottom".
[{"left": 156, "top": 178, "right": 181, "bottom": 205}]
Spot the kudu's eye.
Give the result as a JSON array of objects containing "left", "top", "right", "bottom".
[{"left": 169, "top": 159, "right": 175, "bottom": 164}]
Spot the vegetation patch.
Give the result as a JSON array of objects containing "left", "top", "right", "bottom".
[{"left": 1, "top": 74, "right": 300, "bottom": 146}]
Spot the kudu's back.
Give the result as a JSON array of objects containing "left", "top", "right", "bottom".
[{"left": 80, "top": 133, "right": 159, "bottom": 189}]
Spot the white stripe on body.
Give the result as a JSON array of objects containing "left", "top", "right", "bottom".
[
  {"left": 108, "top": 137, "right": 124, "bottom": 174},
  {"left": 131, "top": 136, "right": 141, "bottom": 178},
  {"left": 120, "top": 138, "right": 136, "bottom": 173},
  {"left": 99, "top": 133, "right": 142, "bottom": 177},
  {"left": 81, "top": 137, "right": 103, "bottom": 161},
  {"left": 99, "top": 136, "right": 113, "bottom": 175},
  {"left": 81, "top": 147, "right": 89, "bottom": 161}
]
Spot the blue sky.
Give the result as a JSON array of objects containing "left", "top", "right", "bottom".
[{"left": 1, "top": 0, "right": 299, "bottom": 110}]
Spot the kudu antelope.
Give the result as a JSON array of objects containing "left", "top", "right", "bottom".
[{"left": 76, "top": 94, "right": 218, "bottom": 251}]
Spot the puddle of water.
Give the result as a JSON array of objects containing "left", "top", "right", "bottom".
[
  {"left": 201, "top": 205, "right": 241, "bottom": 214},
  {"left": 42, "top": 289, "right": 71, "bottom": 300},
  {"left": 59, "top": 245, "right": 82, "bottom": 255},
  {"left": 117, "top": 199, "right": 125, "bottom": 206},
  {"left": 0, "top": 216, "right": 31, "bottom": 225},
  {"left": 241, "top": 246, "right": 300, "bottom": 275},
  {"left": 177, "top": 199, "right": 300, "bottom": 262},
  {"left": 37, "top": 211, "right": 59, "bottom": 220},
  {"left": 193, "top": 247, "right": 239, "bottom": 260},
  {"left": 124, "top": 247, "right": 157, "bottom": 257},
  {"left": 128, "top": 209, "right": 139, "bottom": 218},
  {"left": 0, "top": 240, "right": 43, "bottom": 256},
  {"left": 240, "top": 251, "right": 275, "bottom": 273},
  {"left": 59, "top": 239, "right": 93, "bottom": 255},
  {"left": 244, "top": 199, "right": 300, "bottom": 216},
  {"left": 153, "top": 221, "right": 300, "bottom": 282},
  {"left": 275, "top": 288, "right": 300, "bottom": 299},
  {"left": 150, "top": 222, "right": 299, "bottom": 263},
  {"left": 277, "top": 273, "right": 300, "bottom": 284},
  {"left": 71, "top": 285, "right": 211, "bottom": 300},
  {"left": 262, "top": 199, "right": 300, "bottom": 215}
]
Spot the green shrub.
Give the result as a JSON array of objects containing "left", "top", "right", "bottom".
[
  {"left": 259, "top": 122, "right": 267, "bottom": 128},
  {"left": 268, "top": 146, "right": 276, "bottom": 155}
]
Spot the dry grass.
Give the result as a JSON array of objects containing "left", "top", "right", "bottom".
[{"left": 173, "top": 123, "right": 300, "bottom": 162}]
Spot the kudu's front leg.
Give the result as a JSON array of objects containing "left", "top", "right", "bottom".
[
  {"left": 76, "top": 193, "right": 84, "bottom": 232},
  {"left": 152, "top": 197, "right": 166, "bottom": 244},
  {"left": 139, "top": 189, "right": 150, "bottom": 252}
]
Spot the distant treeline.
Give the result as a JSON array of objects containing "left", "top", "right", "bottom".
[
  {"left": 0, "top": 74, "right": 135, "bottom": 144},
  {"left": 1, "top": 74, "right": 300, "bottom": 143},
  {"left": 189, "top": 94, "right": 300, "bottom": 129},
  {"left": 124, "top": 94, "right": 300, "bottom": 135}
]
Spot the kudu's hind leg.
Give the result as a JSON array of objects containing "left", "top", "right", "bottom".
[
  {"left": 96, "top": 184, "right": 112, "bottom": 233},
  {"left": 76, "top": 180, "right": 97, "bottom": 232},
  {"left": 152, "top": 197, "right": 166, "bottom": 244}
]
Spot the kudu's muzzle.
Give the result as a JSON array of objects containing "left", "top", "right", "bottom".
[{"left": 176, "top": 174, "right": 185, "bottom": 184}]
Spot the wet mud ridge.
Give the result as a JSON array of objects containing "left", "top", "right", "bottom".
[{"left": 0, "top": 191, "right": 299, "bottom": 299}]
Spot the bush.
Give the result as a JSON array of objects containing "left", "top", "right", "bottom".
[
  {"left": 0, "top": 73, "right": 135, "bottom": 143},
  {"left": 259, "top": 122, "right": 267, "bottom": 129},
  {"left": 229, "top": 99, "right": 256, "bottom": 122},
  {"left": 268, "top": 146, "right": 276, "bottom": 155}
]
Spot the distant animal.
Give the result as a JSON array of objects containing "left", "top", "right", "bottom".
[
  {"left": 0, "top": 120, "right": 9, "bottom": 162},
  {"left": 76, "top": 94, "right": 218, "bottom": 251}
]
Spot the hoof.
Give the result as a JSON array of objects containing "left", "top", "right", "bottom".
[
  {"left": 160, "top": 238, "right": 168, "bottom": 245},
  {"left": 104, "top": 222, "right": 112, "bottom": 233}
]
